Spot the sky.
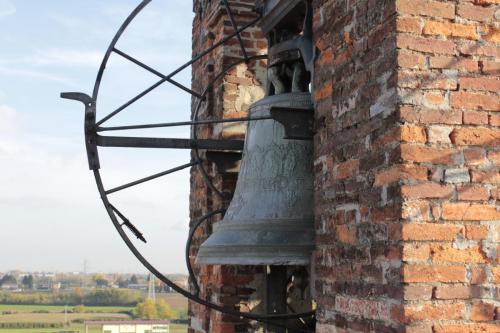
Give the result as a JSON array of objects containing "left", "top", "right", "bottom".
[{"left": 0, "top": 0, "right": 196, "bottom": 274}]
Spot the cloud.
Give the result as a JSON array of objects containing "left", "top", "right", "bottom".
[
  {"left": 0, "top": 105, "right": 19, "bottom": 135},
  {"left": 0, "top": 66, "right": 72, "bottom": 84},
  {"left": 0, "top": 0, "right": 15, "bottom": 18}
]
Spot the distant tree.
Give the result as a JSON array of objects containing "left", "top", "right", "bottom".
[
  {"left": 129, "top": 275, "right": 138, "bottom": 285},
  {"left": 93, "top": 274, "right": 109, "bottom": 288},
  {"left": 117, "top": 277, "right": 129, "bottom": 288},
  {"left": 0, "top": 274, "right": 17, "bottom": 286},
  {"left": 134, "top": 298, "right": 158, "bottom": 319},
  {"left": 21, "top": 275, "right": 34, "bottom": 289},
  {"left": 156, "top": 299, "right": 174, "bottom": 319}
]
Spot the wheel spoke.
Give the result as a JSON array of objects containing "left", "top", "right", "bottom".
[
  {"left": 96, "top": 136, "right": 244, "bottom": 150},
  {"left": 97, "top": 115, "right": 271, "bottom": 132},
  {"left": 222, "top": 0, "right": 249, "bottom": 61},
  {"left": 106, "top": 161, "right": 199, "bottom": 195},
  {"left": 96, "top": 77, "right": 168, "bottom": 126},
  {"left": 113, "top": 48, "right": 203, "bottom": 99}
]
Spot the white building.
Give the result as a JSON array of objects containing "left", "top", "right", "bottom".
[{"left": 84, "top": 320, "right": 169, "bottom": 333}]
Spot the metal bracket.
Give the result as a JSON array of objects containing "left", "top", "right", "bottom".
[
  {"left": 206, "top": 151, "right": 242, "bottom": 174},
  {"left": 61, "top": 92, "right": 100, "bottom": 170}
]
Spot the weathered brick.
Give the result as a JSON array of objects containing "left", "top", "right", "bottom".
[
  {"left": 429, "top": 56, "right": 479, "bottom": 72},
  {"left": 435, "top": 285, "right": 471, "bottom": 299},
  {"left": 403, "top": 264, "right": 467, "bottom": 283},
  {"left": 404, "top": 303, "right": 465, "bottom": 322},
  {"left": 334, "top": 159, "right": 359, "bottom": 180},
  {"left": 459, "top": 77, "right": 500, "bottom": 92},
  {"left": 401, "top": 223, "right": 463, "bottom": 241},
  {"left": 482, "top": 61, "right": 500, "bottom": 75},
  {"left": 404, "top": 285, "right": 433, "bottom": 301},
  {"left": 450, "top": 92, "right": 500, "bottom": 111},
  {"left": 458, "top": 3, "right": 497, "bottom": 22},
  {"left": 401, "top": 183, "right": 455, "bottom": 199},
  {"left": 400, "top": 144, "right": 462, "bottom": 165},
  {"left": 403, "top": 243, "right": 431, "bottom": 261},
  {"left": 423, "top": 21, "right": 478, "bottom": 40},
  {"left": 482, "top": 26, "right": 500, "bottom": 43},
  {"left": 397, "top": 35, "right": 455, "bottom": 55},
  {"left": 397, "top": 17, "right": 422, "bottom": 34},
  {"left": 397, "top": 0, "right": 455, "bottom": 19},
  {"left": 398, "top": 51, "right": 426, "bottom": 69},
  {"left": 458, "top": 186, "right": 489, "bottom": 201},
  {"left": 444, "top": 168, "right": 470, "bottom": 184},
  {"left": 442, "top": 203, "right": 500, "bottom": 220},
  {"left": 430, "top": 244, "right": 488, "bottom": 263},
  {"left": 434, "top": 324, "right": 500, "bottom": 333},
  {"left": 463, "top": 111, "right": 489, "bottom": 125},
  {"left": 471, "top": 170, "right": 500, "bottom": 184},
  {"left": 470, "top": 301, "right": 496, "bottom": 321},
  {"left": 471, "top": 266, "right": 488, "bottom": 284},
  {"left": 450, "top": 127, "right": 500, "bottom": 146},
  {"left": 400, "top": 106, "right": 462, "bottom": 125},
  {"left": 374, "top": 164, "right": 428, "bottom": 186},
  {"left": 427, "top": 126, "right": 453, "bottom": 144},
  {"left": 464, "top": 148, "right": 488, "bottom": 166}
]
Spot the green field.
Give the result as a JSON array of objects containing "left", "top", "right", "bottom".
[{"left": 0, "top": 295, "right": 188, "bottom": 333}]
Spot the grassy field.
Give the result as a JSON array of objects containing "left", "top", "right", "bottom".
[{"left": 0, "top": 294, "right": 188, "bottom": 333}]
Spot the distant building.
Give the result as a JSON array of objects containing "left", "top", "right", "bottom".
[
  {"left": 0, "top": 283, "right": 20, "bottom": 291},
  {"left": 84, "top": 320, "right": 169, "bottom": 333}
]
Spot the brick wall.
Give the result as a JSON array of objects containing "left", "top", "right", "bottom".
[
  {"left": 312, "top": 0, "right": 499, "bottom": 332},
  {"left": 189, "top": 1, "right": 266, "bottom": 332},
  {"left": 190, "top": 0, "right": 499, "bottom": 332}
]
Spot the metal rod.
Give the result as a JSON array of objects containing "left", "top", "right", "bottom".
[
  {"left": 113, "top": 48, "right": 203, "bottom": 99},
  {"left": 97, "top": 116, "right": 271, "bottom": 132},
  {"left": 96, "top": 136, "right": 244, "bottom": 150},
  {"left": 106, "top": 161, "right": 199, "bottom": 195},
  {"left": 222, "top": 0, "right": 249, "bottom": 61},
  {"left": 96, "top": 77, "right": 168, "bottom": 126}
]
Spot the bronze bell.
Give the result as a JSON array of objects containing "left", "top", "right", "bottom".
[{"left": 196, "top": 93, "right": 315, "bottom": 266}]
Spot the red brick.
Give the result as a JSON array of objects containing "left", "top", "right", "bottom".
[
  {"left": 491, "top": 114, "right": 500, "bottom": 126},
  {"left": 397, "top": 17, "right": 422, "bottom": 34},
  {"left": 403, "top": 264, "right": 467, "bottom": 283},
  {"left": 488, "top": 151, "right": 500, "bottom": 165},
  {"left": 400, "top": 106, "right": 462, "bottom": 125},
  {"left": 459, "top": 77, "right": 500, "bottom": 92},
  {"left": 334, "top": 159, "right": 359, "bottom": 180},
  {"left": 404, "top": 285, "right": 433, "bottom": 300},
  {"left": 482, "top": 61, "right": 500, "bottom": 76},
  {"left": 423, "top": 21, "right": 478, "bottom": 40},
  {"left": 482, "top": 26, "right": 500, "bottom": 43},
  {"left": 430, "top": 244, "right": 488, "bottom": 263},
  {"left": 397, "top": 0, "right": 455, "bottom": 19},
  {"left": 401, "top": 183, "right": 454, "bottom": 199},
  {"left": 398, "top": 52, "right": 426, "bottom": 69},
  {"left": 401, "top": 223, "right": 463, "bottom": 241},
  {"left": 471, "top": 301, "right": 496, "bottom": 321},
  {"left": 458, "top": 3, "right": 497, "bottom": 22},
  {"left": 429, "top": 56, "right": 479, "bottom": 72},
  {"left": 471, "top": 266, "right": 488, "bottom": 284},
  {"left": 464, "top": 148, "right": 487, "bottom": 166},
  {"left": 434, "top": 324, "right": 500, "bottom": 333},
  {"left": 451, "top": 92, "right": 500, "bottom": 111},
  {"left": 442, "top": 203, "right": 500, "bottom": 220},
  {"left": 464, "top": 111, "right": 489, "bottom": 125},
  {"left": 400, "top": 144, "right": 461, "bottom": 165},
  {"left": 374, "top": 164, "right": 428, "bottom": 186},
  {"left": 336, "top": 225, "right": 357, "bottom": 245},
  {"left": 403, "top": 243, "right": 431, "bottom": 261},
  {"left": 397, "top": 35, "right": 455, "bottom": 55},
  {"left": 404, "top": 303, "right": 465, "bottom": 322},
  {"left": 450, "top": 127, "right": 500, "bottom": 146},
  {"left": 458, "top": 42, "right": 500, "bottom": 58},
  {"left": 471, "top": 170, "right": 500, "bottom": 184},
  {"left": 458, "top": 186, "right": 490, "bottom": 201},
  {"left": 435, "top": 285, "right": 471, "bottom": 299},
  {"left": 400, "top": 124, "right": 427, "bottom": 143}
]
